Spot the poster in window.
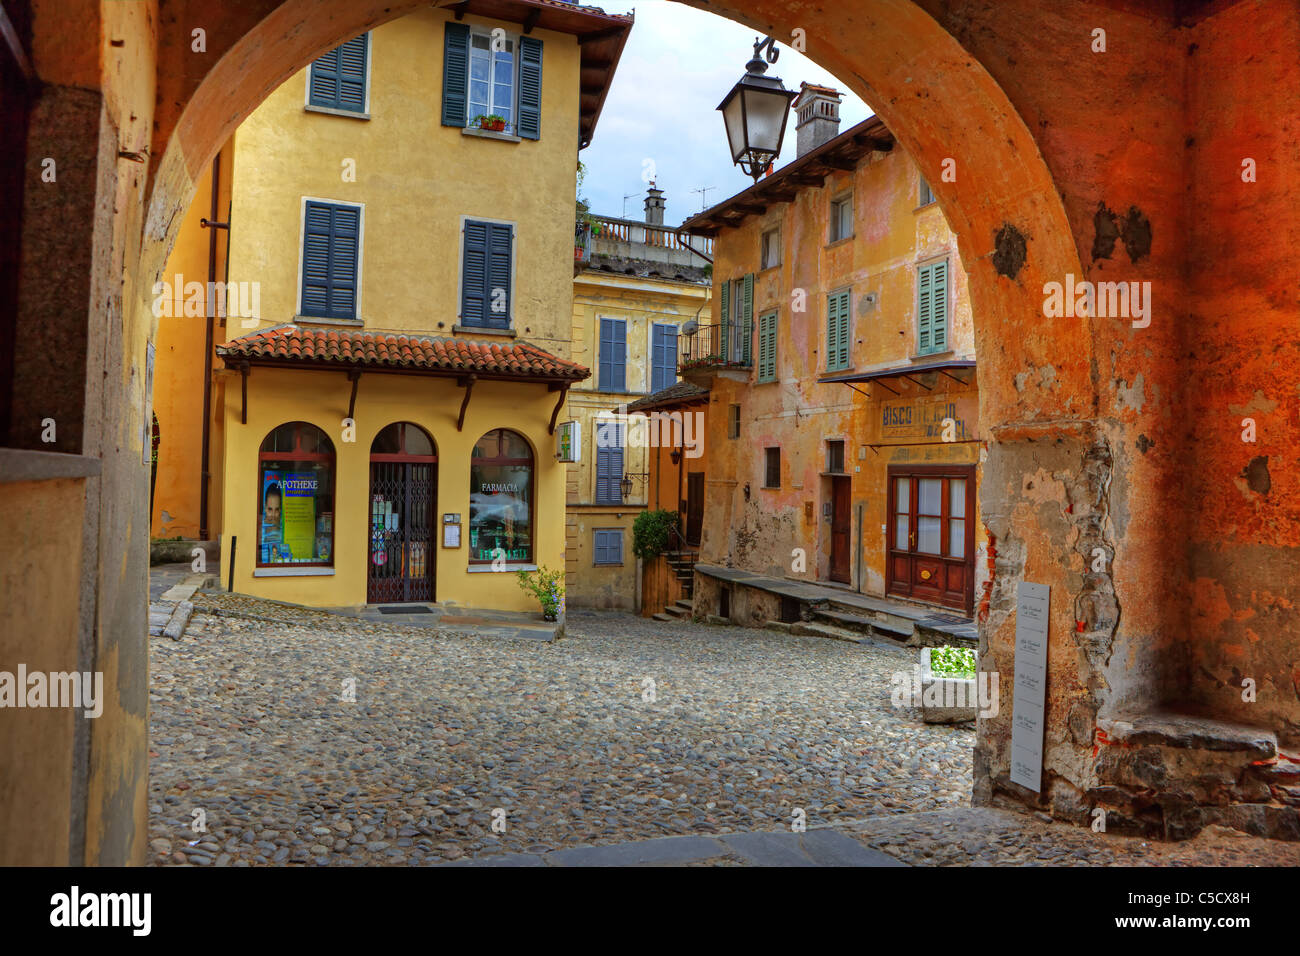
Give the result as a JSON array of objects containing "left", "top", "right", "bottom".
[{"left": 261, "top": 470, "right": 318, "bottom": 562}]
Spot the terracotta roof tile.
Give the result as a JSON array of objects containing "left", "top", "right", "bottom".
[{"left": 217, "top": 326, "right": 590, "bottom": 382}]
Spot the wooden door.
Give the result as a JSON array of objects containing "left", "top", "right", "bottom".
[
  {"left": 685, "top": 472, "right": 704, "bottom": 546},
  {"left": 886, "top": 465, "right": 975, "bottom": 614},
  {"left": 829, "top": 475, "right": 851, "bottom": 584}
]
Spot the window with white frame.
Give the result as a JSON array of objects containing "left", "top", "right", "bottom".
[
  {"left": 830, "top": 194, "right": 853, "bottom": 243},
  {"left": 760, "top": 225, "right": 781, "bottom": 269},
  {"left": 469, "top": 31, "right": 516, "bottom": 131}
]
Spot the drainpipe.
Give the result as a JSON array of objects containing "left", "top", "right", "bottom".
[{"left": 198, "top": 153, "right": 223, "bottom": 541}]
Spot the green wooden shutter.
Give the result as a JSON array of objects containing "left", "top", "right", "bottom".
[
  {"left": 442, "top": 22, "right": 470, "bottom": 127},
  {"left": 931, "top": 260, "right": 948, "bottom": 352},
  {"left": 517, "top": 37, "right": 543, "bottom": 140},
  {"left": 718, "top": 281, "right": 730, "bottom": 361},
  {"left": 826, "top": 293, "right": 840, "bottom": 370},
  {"left": 741, "top": 273, "right": 754, "bottom": 366},
  {"left": 918, "top": 263, "right": 933, "bottom": 353},
  {"left": 837, "top": 290, "right": 851, "bottom": 368},
  {"left": 758, "top": 311, "right": 777, "bottom": 382}
]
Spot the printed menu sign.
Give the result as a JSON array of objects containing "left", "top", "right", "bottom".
[{"left": 1010, "top": 581, "right": 1050, "bottom": 792}]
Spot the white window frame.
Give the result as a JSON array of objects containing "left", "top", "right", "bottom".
[
  {"left": 468, "top": 28, "right": 519, "bottom": 132},
  {"left": 760, "top": 225, "right": 781, "bottom": 270},
  {"left": 295, "top": 196, "right": 366, "bottom": 324},
  {"left": 829, "top": 193, "right": 854, "bottom": 243}
]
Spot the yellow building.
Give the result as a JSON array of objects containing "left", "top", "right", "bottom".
[
  {"left": 564, "top": 195, "right": 711, "bottom": 608},
  {"left": 679, "top": 88, "right": 985, "bottom": 619},
  {"left": 155, "top": 2, "right": 632, "bottom": 612}
]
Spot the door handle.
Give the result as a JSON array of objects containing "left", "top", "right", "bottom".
[{"left": 909, "top": 532, "right": 915, "bottom": 547}]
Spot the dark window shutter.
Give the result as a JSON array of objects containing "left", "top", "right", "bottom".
[
  {"left": 595, "top": 423, "right": 624, "bottom": 503},
  {"left": 517, "top": 37, "right": 543, "bottom": 140},
  {"left": 487, "top": 222, "right": 512, "bottom": 328},
  {"left": 600, "top": 318, "right": 625, "bottom": 391},
  {"left": 613, "top": 321, "right": 626, "bottom": 391},
  {"left": 442, "top": 22, "right": 470, "bottom": 127},
  {"left": 301, "top": 201, "right": 359, "bottom": 320},
  {"left": 461, "top": 220, "right": 488, "bottom": 325},
  {"left": 652, "top": 324, "right": 677, "bottom": 393},
  {"left": 309, "top": 35, "right": 368, "bottom": 112}
]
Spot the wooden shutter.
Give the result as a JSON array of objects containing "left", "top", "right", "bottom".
[
  {"left": 337, "top": 34, "right": 368, "bottom": 112},
  {"left": 599, "top": 318, "right": 614, "bottom": 390},
  {"left": 517, "top": 37, "right": 543, "bottom": 140},
  {"left": 931, "top": 260, "right": 948, "bottom": 352},
  {"left": 598, "top": 318, "right": 626, "bottom": 391},
  {"left": 741, "top": 273, "right": 754, "bottom": 366},
  {"left": 836, "top": 290, "right": 851, "bottom": 368},
  {"left": 758, "top": 312, "right": 776, "bottom": 382},
  {"left": 826, "top": 292, "right": 845, "bottom": 370},
  {"left": 461, "top": 220, "right": 488, "bottom": 324},
  {"left": 612, "top": 320, "right": 626, "bottom": 390},
  {"left": 595, "top": 424, "right": 623, "bottom": 502},
  {"left": 487, "top": 222, "right": 512, "bottom": 328},
  {"left": 442, "top": 22, "right": 470, "bottom": 127},
  {"left": 718, "top": 281, "right": 730, "bottom": 360},
  {"left": 308, "top": 47, "right": 341, "bottom": 108},
  {"left": 301, "top": 201, "right": 358, "bottom": 320}
]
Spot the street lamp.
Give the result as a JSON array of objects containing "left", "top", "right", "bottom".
[
  {"left": 619, "top": 475, "right": 634, "bottom": 500},
  {"left": 717, "top": 36, "right": 798, "bottom": 181}
]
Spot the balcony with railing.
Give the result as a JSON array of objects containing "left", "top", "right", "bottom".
[
  {"left": 574, "top": 214, "right": 714, "bottom": 276},
  {"left": 677, "top": 318, "right": 752, "bottom": 382}
]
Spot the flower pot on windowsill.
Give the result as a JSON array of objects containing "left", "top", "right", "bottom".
[{"left": 475, "top": 116, "right": 507, "bottom": 133}]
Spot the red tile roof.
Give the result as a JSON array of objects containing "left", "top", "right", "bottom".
[{"left": 217, "top": 326, "right": 590, "bottom": 383}]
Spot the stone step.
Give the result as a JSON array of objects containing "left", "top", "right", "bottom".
[
  {"left": 812, "top": 608, "right": 913, "bottom": 643},
  {"left": 790, "top": 621, "right": 864, "bottom": 645},
  {"left": 651, "top": 612, "right": 676, "bottom": 623},
  {"left": 662, "top": 604, "right": 689, "bottom": 619},
  {"left": 672, "top": 599, "right": 693, "bottom": 613}
]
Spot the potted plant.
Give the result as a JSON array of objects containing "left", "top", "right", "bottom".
[
  {"left": 516, "top": 565, "right": 564, "bottom": 621},
  {"left": 475, "top": 114, "right": 507, "bottom": 132}
]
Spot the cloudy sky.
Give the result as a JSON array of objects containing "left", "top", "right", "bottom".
[{"left": 581, "top": 1, "right": 873, "bottom": 224}]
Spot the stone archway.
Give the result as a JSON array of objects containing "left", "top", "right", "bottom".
[
  {"left": 10, "top": 0, "right": 1298, "bottom": 864},
  {"left": 138, "top": 0, "right": 1112, "bottom": 829}
]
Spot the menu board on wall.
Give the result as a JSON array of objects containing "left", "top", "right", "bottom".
[{"left": 1010, "top": 581, "right": 1050, "bottom": 792}]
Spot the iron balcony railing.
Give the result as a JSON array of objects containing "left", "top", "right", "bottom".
[{"left": 678, "top": 320, "right": 752, "bottom": 371}]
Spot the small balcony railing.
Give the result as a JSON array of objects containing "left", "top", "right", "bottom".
[{"left": 678, "top": 320, "right": 752, "bottom": 373}]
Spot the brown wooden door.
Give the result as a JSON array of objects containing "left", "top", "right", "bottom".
[
  {"left": 830, "top": 475, "right": 851, "bottom": 584},
  {"left": 685, "top": 472, "right": 704, "bottom": 546},
  {"left": 886, "top": 465, "right": 975, "bottom": 614}
]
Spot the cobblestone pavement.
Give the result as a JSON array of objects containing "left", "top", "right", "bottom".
[{"left": 148, "top": 593, "right": 1300, "bottom": 866}]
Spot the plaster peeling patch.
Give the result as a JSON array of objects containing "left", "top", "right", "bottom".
[
  {"left": 1014, "top": 371, "right": 1029, "bottom": 392},
  {"left": 1135, "top": 434, "right": 1154, "bottom": 454},
  {"left": 991, "top": 223, "right": 1028, "bottom": 278},
  {"left": 1092, "top": 203, "right": 1121, "bottom": 261},
  {"left": 1115, "top": 374, "right": 1146, "bottom": 412},
  {"left": 1242, "top": 455, "right": 1271, "bottom": 495},
  {"left": 1037, "top": 365, "right": 1057, "bottom": 389},
  {"left": 1228, "top": 390, "right": 1278, "bottom": 417},
  {"left": 1120, "top": 206, "right": 1152, "bottom": 263}
]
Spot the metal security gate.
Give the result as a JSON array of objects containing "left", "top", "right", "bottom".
[{"left": 367, "top": 460, "right": 435, "bottom": 604}]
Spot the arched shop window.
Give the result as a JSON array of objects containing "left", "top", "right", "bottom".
[
  {"left": 257, "top": 422, "right": 335, "bottom": 567},
  {"left": 469, "top": 428, "right": 533, "bottom": 565}
]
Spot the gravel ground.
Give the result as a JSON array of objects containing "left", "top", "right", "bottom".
[{"left": 149, "top": 595, "right": 971, "bottom": 866}]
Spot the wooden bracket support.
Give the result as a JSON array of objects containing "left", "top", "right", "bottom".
[
  {"left": 548, "top": 383, "right": 569, "bottom": 435},
  {"left": 456, "top": 374, "right": 476, "bottom": 432},
  {"left": 346, "top": 369, "right": 361, "bottom": 420},
  {"left": 239, "top": 362, "right": 250, "bottom": 424}
]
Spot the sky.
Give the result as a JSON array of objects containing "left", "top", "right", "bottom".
[{"left": 580, "top": 1, "right": 873, "bottom": 225}]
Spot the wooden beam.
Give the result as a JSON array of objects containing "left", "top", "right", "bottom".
[
  {"left": 579, "top": 26, "right": 627, "bottom": 44},
  {"left": 452, "top": 1, "right": 470, "bottom": 21},
  {"left": 456, "top": 374, "right": 476, "bottom": 432},
  {"left": 821, "top": 153, "right": 859, "bottom": 171},
  {"left": 346, "top": 369, "right": 361, "bottom": 420},
  {"left": 239, "top": 362, "right": 250, "bottom": 424},
  {"left": 522, "top": 8, "right": 540, "bottom": 33},
  {"left": 787, "top": 172, "right": 826, "bottom": 187},
  {"left": 548, "top": 384, "right": 569, "bottom": 435},
  {"left": 763, "top": 187, "right": 799, "bottom": 203}
]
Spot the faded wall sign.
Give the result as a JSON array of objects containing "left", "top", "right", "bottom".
[{"left": 879, "top": 394, "right": 978, "bottom": 441}]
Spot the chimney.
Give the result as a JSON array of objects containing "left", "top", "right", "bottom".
[
  {"left": 644, "top": 183, "right": 665, "bottom": 225},
  {"left": 792, "top": 83, "right": 843, "bottom": 158}
]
